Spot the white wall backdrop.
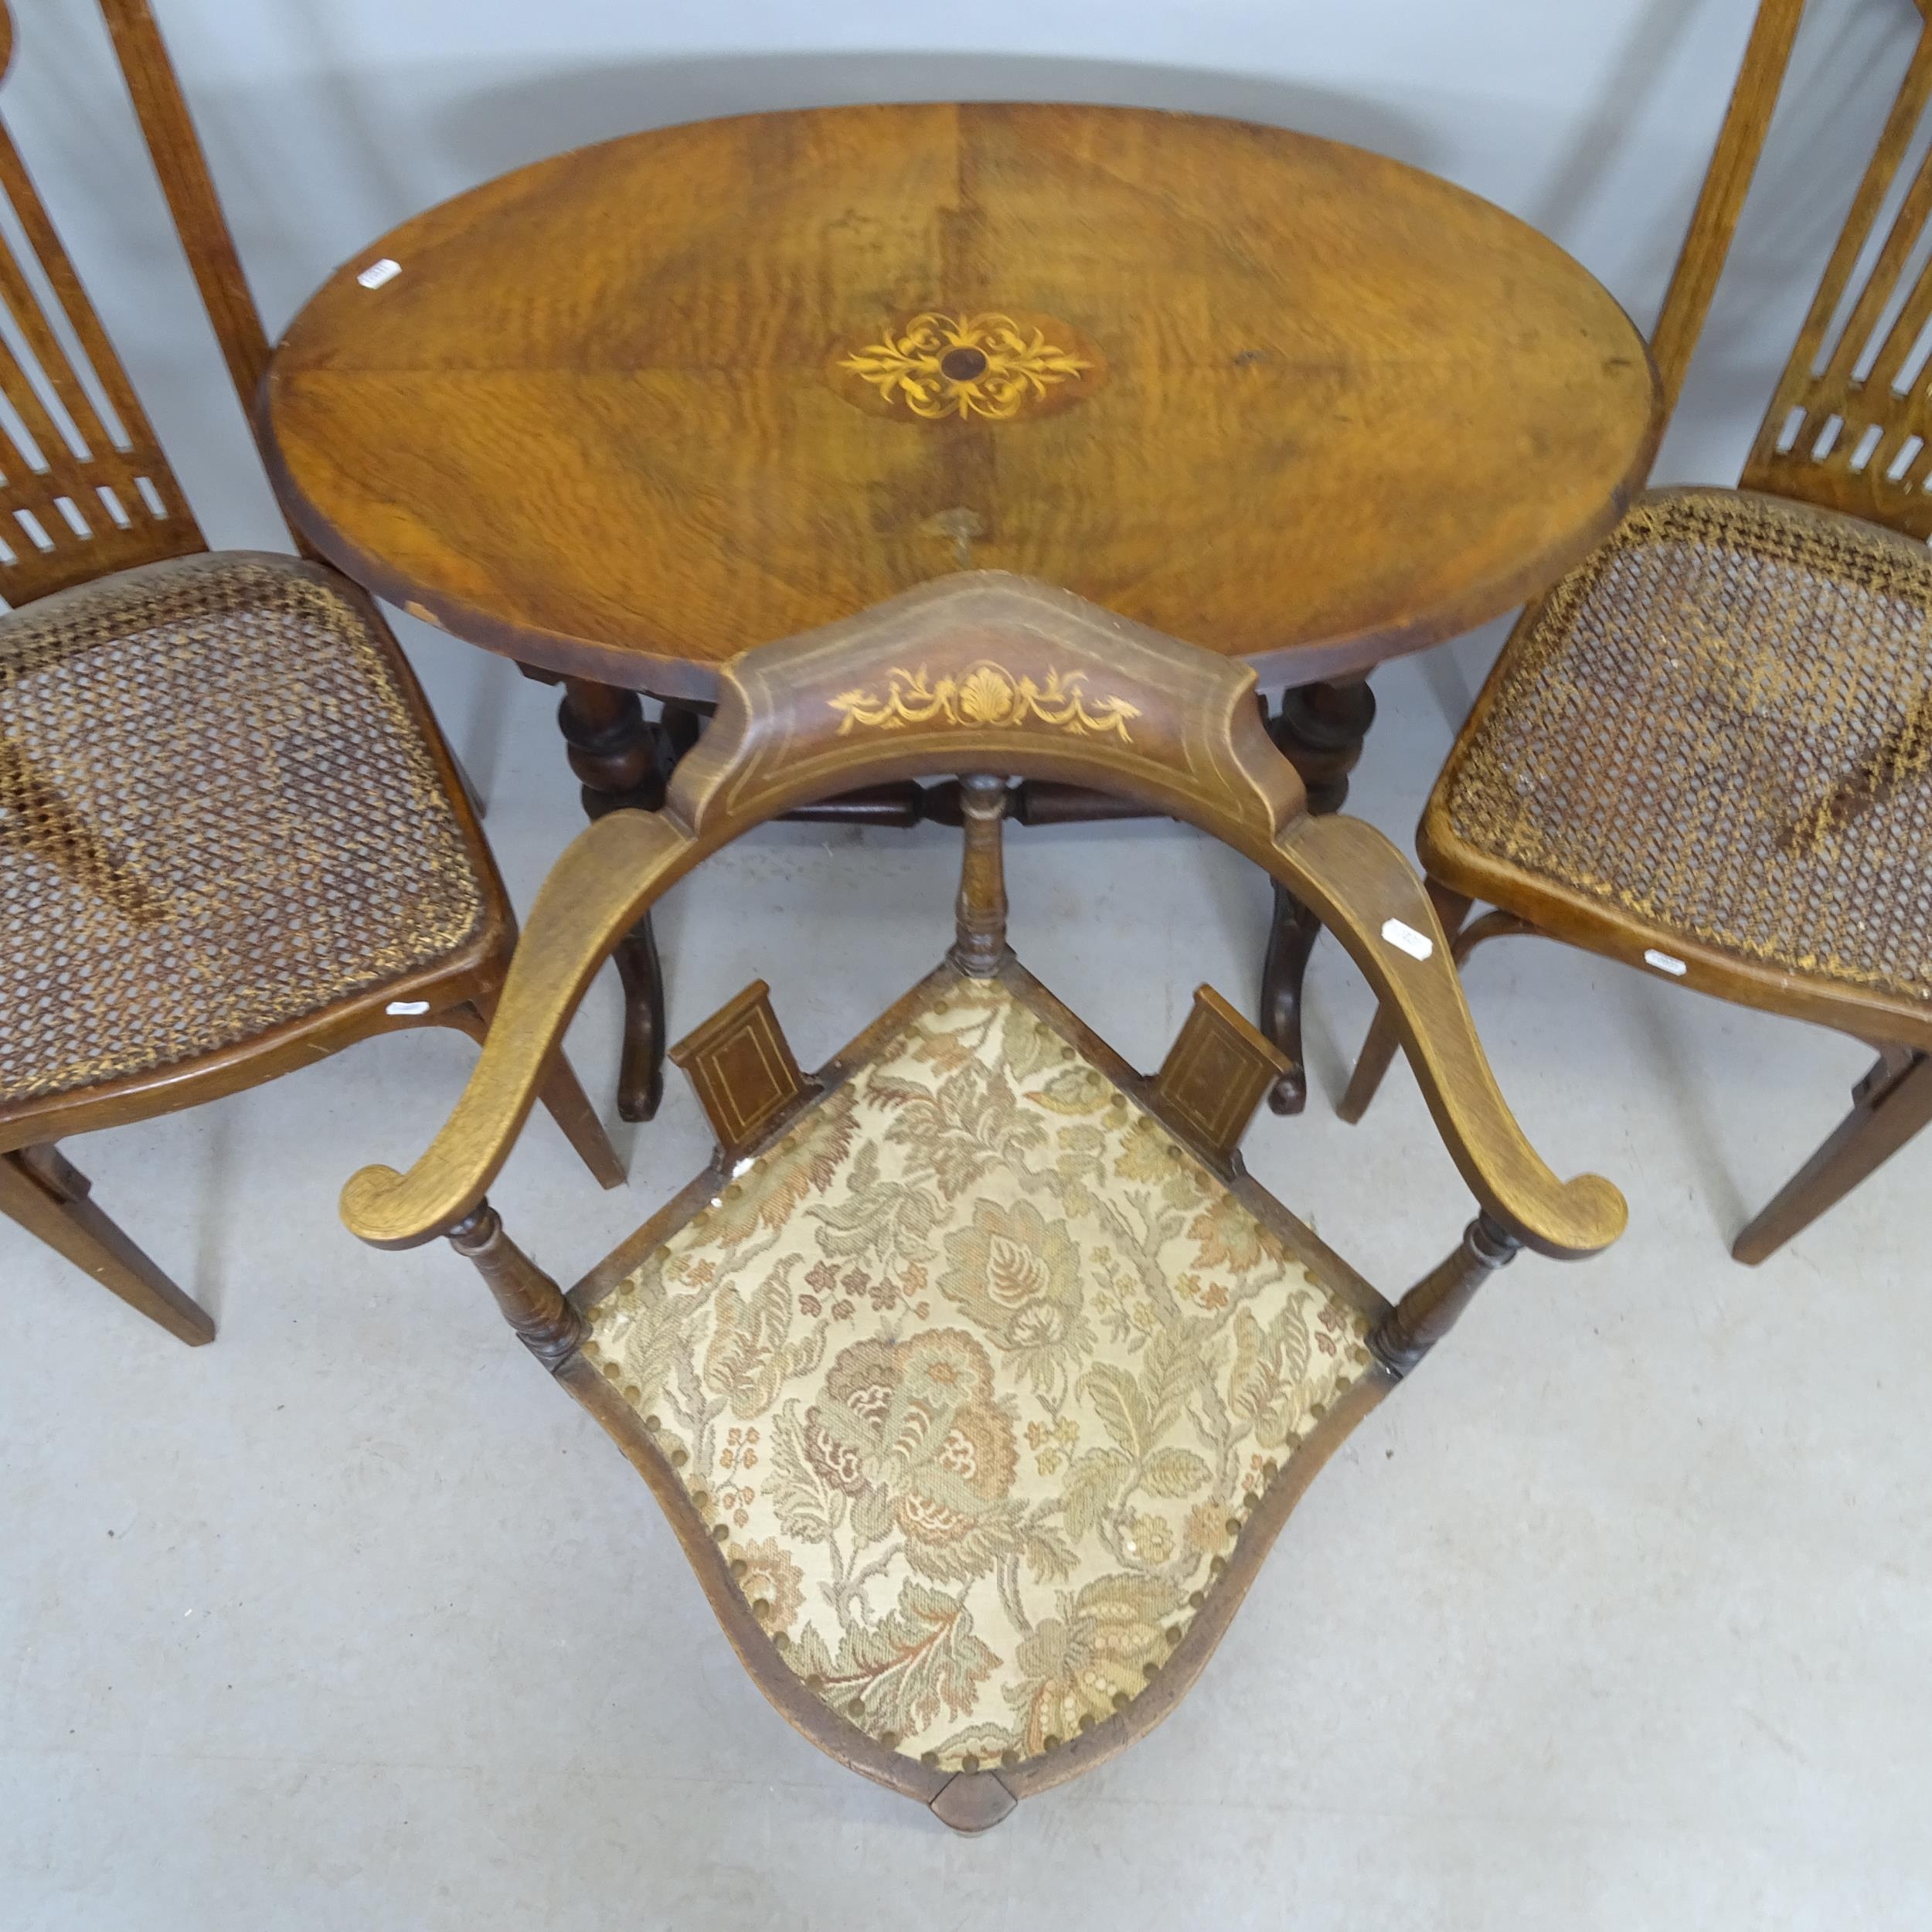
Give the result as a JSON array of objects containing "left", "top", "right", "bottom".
[{"left": 4, "top": 0, "right": 1923, "bottom": 628}]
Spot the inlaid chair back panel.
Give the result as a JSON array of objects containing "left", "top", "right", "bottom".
[
  {"left": 0, "top": 5, "right": 201, "bottom": 607},
  {"left": 1739, "top": 5, "right": 1932, "bottom": 531}
]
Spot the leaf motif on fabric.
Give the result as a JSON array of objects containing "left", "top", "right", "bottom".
[
  {"left": 1228, "top": 1298, "right": 1314, "bottom": 1450},
  {"left": 767, "top": 1400, "right": 841, "bottom": 1543},
  {"left": 1027, "top": 1064, "right": 1114, "bottom": 1116},
  {"left": 1140, "top": 1446, "right": 1213, "bottom": 1497},
  {"left": 786, "top": 1622, "right": 835, "bottom": 1684},
  {"left": 701, "top": 1261, "right": 825, "bottom": 1419},
  {"left": 1003, "top": 1570, "right": 1182, "bottom": 1753},
  {"left": 699, "top": 1088, "right": 862, "bottom": 1248},
  {"left": 875, "top": 1060, "right": 1048, "bottom": 1199},
  {"left": 1081, "top": 1362, "right": 1152, "bottom": 1459},
  {"left": 1060, "top": 1445, "right": 1132, "bottom": 1541},
  {"left": 999, "top": 998, "right": 1064, "bottom": 1080},
  {"left": 833, "top": 1580, "right": 1000, "bottom": 1736},
  {"left": 807, "top": 1139, "right": 943, "bottom": 1272}
]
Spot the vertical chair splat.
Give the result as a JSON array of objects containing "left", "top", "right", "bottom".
[
  {"left": 1150, "top": 984, "right": 1295, "bottom": 1165},
  {"left": 668, "top": 981, "right": 815, "bottom": 1166}
]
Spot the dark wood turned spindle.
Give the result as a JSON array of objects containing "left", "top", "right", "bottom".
[
  {"left": 447, "top": 1200, "right": 585, "bottom": 1371},
  {"left": 951, "top": 774, "right": 1011, "bottom": 975},
  {"left": 1369, "top": 1213, "right": 1520, "bottom": 1376}
]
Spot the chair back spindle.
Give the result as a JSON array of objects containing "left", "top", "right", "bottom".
[
  {"left": 1655, "top": 0, "right": 1932, "bottom": 537},
  {"left": 0, "top": 0, "right": 291, "bottom": 609},
  {"left": 0, "top": 8, "right": 201, "bottom": 604}
]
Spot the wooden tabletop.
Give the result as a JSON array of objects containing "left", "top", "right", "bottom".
[{"left": 263, "top": 102, "right": 1658, "bottom": 699}]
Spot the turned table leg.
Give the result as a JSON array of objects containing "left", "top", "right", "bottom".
[
  {"left": 557, "top": 675, "right": 670, "bottom": 1122},
  {"left": 1260, "top": 677, "right": 1377, "bottom": 1115}
]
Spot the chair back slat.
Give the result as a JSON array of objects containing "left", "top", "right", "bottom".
[
  {"left": 0, "top": 43, "right": 202, "bottom": 605},
  {"left": 97, "top": 0, "right": 274, "bottom": 430},
  {"left": 1739, "top": 11, "right": 1932, "bottom": 532}
]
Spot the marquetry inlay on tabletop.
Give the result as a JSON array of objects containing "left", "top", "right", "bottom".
[{"left": 264, "top": 103, "right": 1658, "bottom": 699}]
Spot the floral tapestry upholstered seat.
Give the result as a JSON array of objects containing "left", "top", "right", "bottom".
[
  {"left": 339, "top": 574, "right": 1625, "bottom": 1832},
  {"left": 579, "top": 964, "right": 1376, "bottom": 1773}
]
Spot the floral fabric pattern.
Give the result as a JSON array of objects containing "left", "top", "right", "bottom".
[{"left": 583, "top": 973, "right": 1371, "bottom": 1770}]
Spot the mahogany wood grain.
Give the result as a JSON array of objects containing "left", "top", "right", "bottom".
[{"left": 263, "top": 102, "right": 1658, "bottom": 699}]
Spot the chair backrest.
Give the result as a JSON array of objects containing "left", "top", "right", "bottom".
[
  {"left": 0, "top": 0, "right": 274, "bottom": 607},
  {"left": 1652, "top": 0, "right": 1932, "bottom": 535}
]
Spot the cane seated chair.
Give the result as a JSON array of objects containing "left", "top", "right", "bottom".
[
  {"left": 340, "top": 574, "right": 1624, "bottom": 1832},
  {"left": 0, "top": 0, "right": 621, "bottom": 1346},
  {"left": 1343, "top": 0, "right": 1932, "bottom": 1263}
]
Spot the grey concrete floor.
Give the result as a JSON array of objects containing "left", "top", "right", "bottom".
[{"left": 4, "top": 616, "right": 1928, "bottom": 1930}]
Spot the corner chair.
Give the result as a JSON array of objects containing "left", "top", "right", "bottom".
[{"left": 339, "top": 573, "right": 1625, "bottom": 1832}]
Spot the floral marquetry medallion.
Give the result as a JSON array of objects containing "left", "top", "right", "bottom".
[
  {"left": 830, "top": 310, "right": 1104, "bottom": 424},
  {"left": 581, "top": 971, "right": 1372, "bottom": 1772}
]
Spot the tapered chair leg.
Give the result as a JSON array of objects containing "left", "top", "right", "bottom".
[
  {"left": 1338, "top": 883, "right": 1475, "bottom": 1123},
  {"left": 442, "top": 1002, "right": 627, "bottom": 1190},
  {"left": 1732, "top": 1048, "right": 1932, "bottom": 1265},
  {"left": 0, "top": 1145, "right": 214, "bottom": 1345}
]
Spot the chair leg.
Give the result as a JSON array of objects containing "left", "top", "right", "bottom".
[
  {"left": 1260, "top": 677, "right": 1379, "bottom": 1116},
  {"left": 442, "top": 1001, "right": 627, "bottom": 1190},
  {"left": 1337, "top": 882, "right": 1474, "bottom": 1124},
  {"left": 0, "top": 1145, "right": 213, "bottom": 1345},
  {"left": 556, "top": 675, "right": 672, "bottom": 1123},
  {"left": 1731, "top": 1048, "right": 1932, "bottom": 1265}
]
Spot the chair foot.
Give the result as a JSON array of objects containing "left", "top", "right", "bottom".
[
  {"left": 0, "top": 1146, "right": 213, "bottom": 1345},
  {"left": 1338, "top": 884, "right": 1474, "bottom": 1124},
  {"left": 1731, "top": 1048, "right": 1932, "bottom": 1265}
]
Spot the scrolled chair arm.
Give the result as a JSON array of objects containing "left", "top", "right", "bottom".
[
  {"left": 340, "top": 809, "right": 699, "bottom": 1249},
  {"left": 1264, "top": 812, "right": 1625, "bottom": 1259}
]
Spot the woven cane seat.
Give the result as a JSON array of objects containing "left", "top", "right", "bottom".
[
  {"left": 582, "top": 967, "right": 1374, "bottom": 1773},
  {"left": 0, "top": 550, "right": 487, "bottom": 1105},
  {"left": 1434, "top": 488, "right": 1932, "bottom": 1005}
]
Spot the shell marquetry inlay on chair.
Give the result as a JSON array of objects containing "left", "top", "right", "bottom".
[
  {"left": 1342, "top": 0, "right": 1932, "bottom": 1264},
  {"left": 339, "top": 574, "right": 1626, "bottom": 1832},
  {"left": 0, "top": 0, "right": 622, "bottom": 1345}
]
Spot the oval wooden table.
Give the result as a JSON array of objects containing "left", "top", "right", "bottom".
[{"left": 262, "top": 101, "right": 1659, "bottom": 1121}]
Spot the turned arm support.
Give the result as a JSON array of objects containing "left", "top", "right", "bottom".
[
  {"left": 1370, "top": 1213, "right": 1520, "bottom": 1376},
  {"left": 1267, "top": 813, "right": 1625, "bottom": 1260},
  {"left": 448, "top": 1200, "right": 583, "bottom": 1370},
  {"left": 340, "top": 810, "right": 701, "bottom": 1249}
]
